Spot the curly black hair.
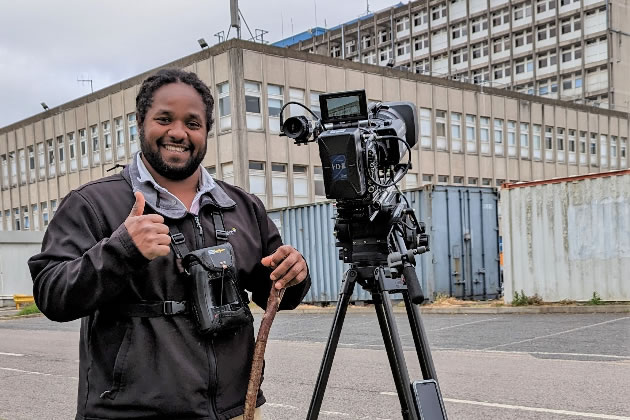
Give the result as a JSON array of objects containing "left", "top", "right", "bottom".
[{"left": 136, "top": 68, "right": 215, "bottom": 133}]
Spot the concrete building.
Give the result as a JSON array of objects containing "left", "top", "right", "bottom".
[
  {"left": 277, "top": 0, "right": 630, "bottom": 111},
  {"left": 0, "top": 39, "right": 628, "bottom": 232}
]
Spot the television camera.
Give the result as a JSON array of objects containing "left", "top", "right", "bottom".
[{"left": 280, "top": 90, "right": 447, "bottom": 420}]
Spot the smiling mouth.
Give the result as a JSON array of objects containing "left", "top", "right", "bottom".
[{"left": 163, "top": 144, "right": 189, "bottom": 153}]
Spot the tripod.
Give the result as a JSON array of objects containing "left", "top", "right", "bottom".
[{"left": 306, "top": 225, "right": 447, "bottom": 419}]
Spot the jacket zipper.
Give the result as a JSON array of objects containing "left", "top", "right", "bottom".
[{"left": 192, "top": 215, "right": 205, "bottom": 248}]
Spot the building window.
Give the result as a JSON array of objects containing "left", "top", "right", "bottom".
[
  {"left": 492, "top": 8, "right": 509, "bottom": 27},
  {"left": 249, "top": 161, "right": 266, "bottom": 204},
  {"left": 271, "top": 163, "right": 288, "bottom": 208},
  {"left": 218, "top": 82, "right": 231, "bottom": 131},
  {"left": 18, "top": 148, "right": 26, "bottom": 185},
  {"left": 431, "top": 3, "right": 447, "bottom": 21},
  {"left": 57, "top": 136, "right": 65, "bottom": 175},
  {"left": 88, "top": 125, "right": 98, "bottom": 166},
  {"left": 113, "top": 119, "right": 124, "bottom": 161},
  {"left": 537, "top": 0, "right": 556, "bottom": 13},
  {"left": 480, "top": 117, "right": 490, "bottom": 154},
  {"left": 471, "top": 16, "right": 488, "bottom": 33},
  {"left": 494, "top": 119, "right": 504, "bottom": 156},
  {"left": 289, "top": 88, "right": 305, "bottom": 117},
  {"left": 414, "top": 34, "right": 429, "bottom": 52},
  {"left": 128, "top": 113, "right": 138, "bottom": 154},
  {"left": 309, "top": 91, "right": 322, "bottom": 119},
  {"left": 438, "top": 175, "right": 449, "bottom": 184},
  {"left": 293, "top": 165, "right": 309, "bottom": 205},
  {"left": 557, "top": 128, "right": 565, "bottom": 164},
  {"left": 520, "top": 123, "right": 530, "bottom": 159},
  {"left": 314, "top": 166, "right": 325, "bottom": 199},
  {"left": 600, "top": 134, "right": 608, "bottom": 167},
  {"left": 545, "top": 126, "right": 554, "bottom": 161},
  {"left": 3, "top": 210, "right": 10, "bottom": 231},
  {"left": 422, "top": 174, "right": 433, "bottom": 184},
  {"left": 222, "top": 162, "right": 234, "bottom": 185},
  {"left": 471, "top": 42, "right": 489, "bottom": 60},
  {"left": 420, "top": 108, "right": 432, "bottom": 149},
  {"left": 46, "top": 139, "right": 56, "bottom": 178},
  {"left": 436, "top": 110, "right": 447, "bottom": 150},
  {"left": 451, "top": 112, "right": 462, "bottom": 152},
  {"left": 14, "top": 208, "right": 20, "bottom": 231},
  {"left": 37, "top": 142, "right": 45, "bottom": 180},
  {"left": 31, "top": 204, "right": 39, "bottom": 231},
  {"left": 405, "top": 173, "right": 418, "bottom": 189},
  {"left": 28, "top": 145, "right": 35, "bottom": 181},
  {"left": 69, "top": 132, "right": 77, "bottom": 172},
  {"left": 533, "top": 124, "right": 542, "bottom": 160},
  {"left": 451, "top": 23, "right": 467, "bottom": 40},
  {"left": 468, "top": 177, "right": 478, "bottom": 185},
  {"left": 452, "top": 48, "right": 468, "bottom": 65},
  {"left": 244, "top": 81, "right": 262, "bottom": 130},
  {"left": 507, "top": 121, "right": 517, "bottom": 157},
  {"left": 267, "top": 84, "right": 283, "bottom": 132},
  {"left": 466, "top": 115, "right": 477, "bottom": 153},
  {"left": 453, "top": 176, "right": 464, "bottom": 184}
]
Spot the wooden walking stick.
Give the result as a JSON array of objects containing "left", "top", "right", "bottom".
[{"left": 243, "top": 259, "right": 286, "bottom": 420}]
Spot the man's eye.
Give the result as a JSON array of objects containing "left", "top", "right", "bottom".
[
  {"left": 156, "top": 117, "right": 170, "bottom": 124},
  {"left": 187, "top": 121, "right": 201, "bottom": 129}
]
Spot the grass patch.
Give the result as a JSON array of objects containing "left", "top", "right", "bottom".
[
  {"left": 557, "top": 299, "right": 577, "bottom": 305},
  {"left": 511, "top": 290, "right": 543, "bottom": 306},
  {"left": 17, "top": 303, "right": 41, "bottom": 316},
  {"left": 588, "top": 292, "right": 603, "bottom": 305}
]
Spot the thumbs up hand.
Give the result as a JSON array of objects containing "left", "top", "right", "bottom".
[{"left": 123, "top": 191, "right": 171, "bottom": 260}]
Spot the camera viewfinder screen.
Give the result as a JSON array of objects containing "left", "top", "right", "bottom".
[{"left": 326, "top": 95, "right": 362, "bottom": 120}]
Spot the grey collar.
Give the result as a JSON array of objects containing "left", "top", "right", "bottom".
[{"left": 127, "top": 152, "right": 235, "bottom": 219}]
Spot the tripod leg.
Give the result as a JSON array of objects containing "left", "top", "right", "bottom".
[
  {"left": 404, "top": 293, "right": 439, "bottom": 381},
  {"left": 307, "top": 269, "right": 357, "bottom": 420},
  {"left": 373, "top": 268, "right": 419, "bottom": 420}
]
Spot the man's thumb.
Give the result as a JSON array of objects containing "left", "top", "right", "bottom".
[{"left": 129, "top": 191, "right": 145, "bottom": 217}]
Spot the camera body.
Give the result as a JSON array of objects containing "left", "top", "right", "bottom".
[{"left": 282, "top": 90, "right": 418, "bottom": 203}]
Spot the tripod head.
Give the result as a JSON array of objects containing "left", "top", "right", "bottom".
[{"left": 334, "top": 187, "right": 430, "bottom": 304}]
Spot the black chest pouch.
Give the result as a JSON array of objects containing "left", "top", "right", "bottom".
[
  {"left": 169, "top": 211, "right": 253, "bottom": 336},
  {"left": 181, "top": 243, "right": 253, "bottom": 335}
]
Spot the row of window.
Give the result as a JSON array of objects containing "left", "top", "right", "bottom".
[
  {"left": 0, "top": 200, "right": 57, "bottom": 232},
  {"left": 418, "top": 107, "right": 628, "bottom": 166},
  {"left": 420, "top": 173, "right": 509, "bottom": 187},
  {"left": 335, "top": 3, "right": 606, "bottom": 59},
  {"left": 0, "top": 114, "right": 137, "bottom": 189}
]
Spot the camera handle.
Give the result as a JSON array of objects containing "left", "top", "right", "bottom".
[{"left": 307, "top": 259, "right": 445, "bottom": 419}]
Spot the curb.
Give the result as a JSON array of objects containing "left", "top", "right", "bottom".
[{"left": 253, "top": 304, "right": 630, "bottom": 315}]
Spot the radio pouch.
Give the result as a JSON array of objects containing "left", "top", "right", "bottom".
[{"left": 181, "top": 242, "right": 253, "bottom": 335}]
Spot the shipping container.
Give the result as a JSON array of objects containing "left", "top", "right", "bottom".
[
  {"left": 268, "top": 186, "right": 500, "bottom": 303},
  {"left": 0, "top": 231, "right": 45, "bottom": 307},
  {"left": 500, "top": 170, "right": 630, "bottom": 303}
]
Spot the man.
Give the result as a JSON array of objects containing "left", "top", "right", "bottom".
[{"left": 28, "top": 68, "right": 310, "bottom": 420}]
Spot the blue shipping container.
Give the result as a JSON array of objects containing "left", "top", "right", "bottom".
[{"left": 267, "top": 186, "right": 500, "bottom": 303}]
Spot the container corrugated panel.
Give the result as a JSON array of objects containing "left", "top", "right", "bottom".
[
  {"left": 500, "top": 170, "right": 630, "bottom": 303},
  {"left": 268, "top": 185, "right": 500, "bottom": 303}
]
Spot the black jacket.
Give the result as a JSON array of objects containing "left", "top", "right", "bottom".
[{"left": 28, "top": 163, "right": 310, "bottom": 420}]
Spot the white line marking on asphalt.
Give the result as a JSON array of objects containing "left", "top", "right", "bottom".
[
  {"left": 320, "top": 411, "right": 351, "bottom": 417},
  {"left": 381, "top": 393, "right": 630, "bottom": 419},
  {"left": 265, "top": 403, "right": 298, "bottom": 410},
  {"left": 0, "top": 352, "right": 24, "bottom": 357},
  {"left": 443, "top": 398, "right": 630, "bottom": 419},
  {"left": 482, "top": 316, "right": 630, "bottom": 350},
  {"left": 0, "top": 367, "right": 77, "bottom": 379},
  {"left": 435, "top": 348, "right": 630, "bottom": 360},
  {"left": 429, "top": 317, "right": 499, "bottom": 332}
]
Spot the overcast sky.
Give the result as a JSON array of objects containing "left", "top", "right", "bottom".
[{"left": 0, "top": 0, "right": 399, "bottom": 128}]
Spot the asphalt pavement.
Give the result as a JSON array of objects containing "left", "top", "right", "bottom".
[{"left": 0, "top": 308, "right": 629, "bottom": 420}]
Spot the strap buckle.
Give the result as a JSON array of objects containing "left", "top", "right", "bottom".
[
  {"left": 170, "top": 232, "right": 185, "bottom": 245},
  {"left": 163, "top": 301, "right": 186, "bottom": 315},
  {"left": 215, "top": 230, "right": 229, "bottom": 241}
]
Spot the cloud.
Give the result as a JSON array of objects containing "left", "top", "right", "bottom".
[{"left": 0, "top": 0, "right": 398, "bottom": 128}]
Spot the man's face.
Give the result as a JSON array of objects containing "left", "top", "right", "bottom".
[{"left": 140, "top": 82, "right": 207, "bottom": 181}]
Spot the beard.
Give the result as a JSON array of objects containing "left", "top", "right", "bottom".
[{"left": 139, "top": 127, "right": 207, "bottom": 181}]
